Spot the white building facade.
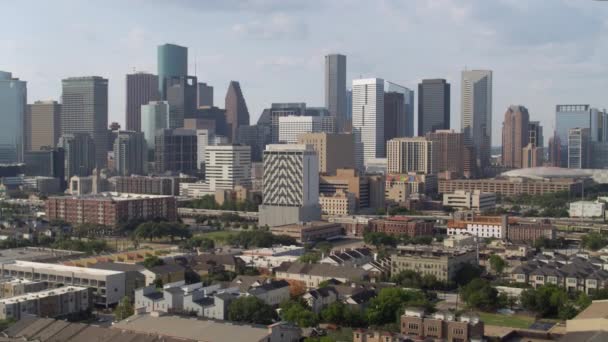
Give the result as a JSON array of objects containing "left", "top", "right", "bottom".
[
  {"left": 387, "top": 137, "right": 437, "bottom": 174},
  {"left": 569, "top": 201, "right": 605, "bottom": 218},
  {"left": 443, "top": 190, "right": 496, "bottom": 212},
  {"left": 352, "top": 78, "right": 384, "bottom": 170},
  {"left": 278, "top": 115, "right": 335, "bottom": 144},
  {"left": 205, "top": 145, "right": 251, "bottom": 191},
  {"left": 461, "top": 70, "right": 492, "bottom": 169}
]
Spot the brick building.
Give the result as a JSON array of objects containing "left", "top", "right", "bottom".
[
  {"left": 400, "top": 308, "right": 484, "bottom": 341},
  {"left": 507, "top": 221, "right": 555, "bottom": 243},
  {"left": 45, "top": 192, "right": 177, "bottom": 227},
  {"left": 438, "top": 177, "right": 583, "bottom": 196},
  {"left": 113, "top": 175, "right": 196, "bottom": 196},
  {"left": 369, "top": 217, "right": 434, "bottom": 237}
]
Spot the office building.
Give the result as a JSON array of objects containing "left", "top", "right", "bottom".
[
  {"left": 258, "top": 102, "right": 306, "bottom": 143},
  {"left": 387, "top": 137, "right": 437, "bottom": 174},
  {"left": 126, "top": 72, "right": 159, "bottom": 131},
  {"left": 418, "top": 79, "right": 450, "bottom": 136},
  {"left": 25, "top": 100, "right": 61, "bottom": 151},
  {"left": 113, "top": 131, "right": 147, "bottom": 176},
  {"left": 346, "top": 89, "right": 352, "bottom": 132},
  {"left": 166, "top": 76, "right": 197, "bottom": 128},
  {"left": 391, "top": 246, "right": 476, "bottom": 282},
  {"left": 113, "top": 175, "right": 196, "bottom": 196},
  {"left": 502, "top": 105, "right": 530, "bottom": 168},
  {"left": 352, "top": 78, "right": 384, "bottom": 167},
  {"left": 320, "top": 168, "right": 385, "bottom": 210},
  {"left": 297, "top": 132, "right": 355, "bottom": 174},
  {"left": 0, "top": 71, "right": 26, "bottom": 163},
  {"left": 157, "top": 43, "right": 188, "bottom": 100},
  {"left": 61, "top": 76, "right": 109, "bottom": 168},
  {"left": 461, "top": 70, "right": 493, "bottom": 169},
  {"left": 205, "top": 145, "right": 251, "bottom": 191},
  {"left": 0, "top": 286, "right": 91, "bottom": 320},
  {"left": 325, "top": 54, "right": 347, "bottom": 132},
  {"left": 319, "top": 190, "right": 356, "bottom": 216},
  {"left": 0, "top": 261, "right": 126, "bottom": 306},
  {"left": 46, "top": 192, "right": 177, "bottom": 227},
  {"left": 385, "top": 81, "right": 414, "bottom": 137},
  {"left": 568, "top": 127, "right": 590, "bottom": 169},
  {"left": 23, "top": 149, "right": 65, "bottom": 186},
  {"left": 197, "top": 82, "right": 213, "bottom": 107},
  {"left": 385, "top": 172, "right": 437, "bottom": 197},
  {"left": 57, "top": 133, "right": 96, "bottom": 181},
  {"left": 529, "top": 121, "right": 544, "bottom": 147},
  {"left": 237, "top": 125, "right": 270, "bottom": 162},
  {"left": 258, "top": 144, "right": 321, "bottom": 227},
  {"left": 141, "top": 101, "right": 169, "bottom": 151},
  {"left": 438, "top": 177, "right": 583, "bottom": 196},
  {"left": 278, "top": 115, "right": 334, "bottom": 143},
  {"left": 154, "top": 129, "right": 197, "bottom": 174},
  {"left": 194, "top": 129, "right": 211, "bottom": 170},
  {"left": 270, "top": 222, "right": 343, "bottom": 243},
  {"left": 369, "top": 217, "right": 434, "bottom": 237},
  {"left": 522, "top": 143, "right": 543, "bottom": 168},
  {"left": 443, "top": 190, "right": 496, "bottom": 212},
  {"left": 554, "top": 105, "right": 607, "bottom": 167},
  {"left": 196, "top": 106, "right": 229, "bottom": 137},
  {"left": 225, "top": 81, "right": 250, "bottom": 142},
  {"left": 425, "top": 129, "right": 464, "bottom": 176}
]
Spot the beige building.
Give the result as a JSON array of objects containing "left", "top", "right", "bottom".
[
  {"left": 0, "top": 279, "right": 46, "bottom": 298},
  {"left": 320, "top": 168, "right": 385, "bottom": 210},
  {"left": 566, "top": 300, "right": 608, "bottom": 332},
  {"left": 270, "top": 221, "right": 343, "bottom": 243},
  {"left": 386, "top": 173, "right": 437, "bottom": 198},
  {"left": 387, "top": 137, "right": 437, "bottom": 175},
  {"left": 391, "top": 246, "right": 477, "bottom": 282},
  {"left": 443, "top": 190, "right": 496, "bottom": 212},
  {"left": 276, "top": 262, "right": 369, "bottom": 288},
  {"left": 439, "top": 177, "right": 583, "bottom": 196},
  {"left": 522, "top": 143, "right": 543, "bottom": 168},
  {"left": 298, "top": 132, "right": 355, "bottom": 174},
  {"left": 25, "top": 100, "right": 61, "bottom": 151},
  {"left": 0, "top": 286, "right": 91, "bottom": 320},
  {"left": 426, "top": 129, "right": 464, "bottom": 176},
  {"left": 400, "top": 308, "right": 484, "bottom": 341},
  {"left": 319, "top": 189, "right": 356, "bottom": 216}
]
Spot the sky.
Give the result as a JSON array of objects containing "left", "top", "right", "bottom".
[{"left": 2, "top": 0, "right": 608, "bottom": 145}]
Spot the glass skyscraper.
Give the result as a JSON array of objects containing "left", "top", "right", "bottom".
[
  {"left": 555, "top": 104, "right": 606, "bottom": 167},
  {"left": 157, "top": 43, "right": 188, "bottom": 100},
  {"left": 0, "top": 71, "right": 26, "bottom": 163}
]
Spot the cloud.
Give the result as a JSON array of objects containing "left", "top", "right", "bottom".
[
  {"left": 146, "top": 0, "right": 323, "bottom": 13},
  {"left": 232, "top": 13, "right": 308, "bottom": 40}
]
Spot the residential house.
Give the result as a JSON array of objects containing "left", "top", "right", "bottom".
[
  {"left": 302, "top": 287, "right": 338, "bottom": 314},
  {"left": 275, "top": 262, "right": 370, "bottom": 288}
]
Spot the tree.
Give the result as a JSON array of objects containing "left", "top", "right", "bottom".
[
  {"left": 280, "top": 300, "right": 318, "bottom": 327},
  {"left": 581, "top": 233, "right": 608, "bottom": 251},
  {"left": 460, "top": 279, "right": 498, "bottom": 311},
  {"left": 299, "top": 252, "right": 321, "bottom": 264},
  {"left": 453, "top": 263, "right": 483, "bottom": 287},
  {"left": 363, "top": 232, "right": 397, "bottom": 247},
  {"left": 228, "top": 297, "right": 277, "bottom": 324},
  {"left": 521, "top": 285, "right": 569, "bottom": 318},
  {"left": 489, "top": 255, "right": 506, "bottom": 275},
  {"left": 315, "top": 241, "right": 333, "bottom": 255},
  {"left": 114, "top": 297, "right": 134, "bottom": 321},
  {"left": 366, "top": 288, "right": 431, "bottom": 326},
  {"left": 320, "top": 302, "right": 366, "bottom": 327},
  {"left": 142, "top": 255, "right": 164, "bottom": 269}
]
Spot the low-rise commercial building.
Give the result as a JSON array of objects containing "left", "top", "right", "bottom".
[
  {"left": 275, "top": 262, "right": 370, "bottom": 288},
  {"left": 0, "top": 278, "right": 47, "bottom": 298},
  {"left": 320, "top": 168, "right": 385, "bottom": 210},
  {"left": 400, "top": 308, "right": 484, "bottom": 342},
  {"left": 391, "top": 246, "right": 477, "bottom": 283},
  {"left": 319, "top": 190, "right": 356, "bottom": 216},
  {"left": 386, "top": 173, "right": 437, "bottom": 199},
  {"left": 443, "top": 190, "right": 496, "bottom": 212},
  {"left": 369, "top": 217, "right": 434, "bottom": 237},
  {"left": 270, "top": 221, "right": 343, "bottom": 243},
  {"left": 439, "top": 177, "right": 584, "bottom": 196},
  {"left": 112, "top": 175, "right": 196, "bottom": 196},
  {"left": 447, "top": 215, "right": 555, "bottom": 243},
  {"left": 569, "top": 201, "right": 606, "bottom": 219},
  {"left": 0, "top": 286, "right": 91, "bottom": 320},
  {"left": 45, "top": 192, "right": 177, "bottom": 227}
]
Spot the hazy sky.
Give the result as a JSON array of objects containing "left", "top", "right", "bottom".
[{"left": 2, "top": 0, "right": 608, "bottom": 145}]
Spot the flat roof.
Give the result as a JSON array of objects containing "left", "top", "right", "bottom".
[
  {"left": 2, "top": 260, "right": 124, "bottom": 276},
  {"left": 571, "top": 299, "right": 608, "bottom": 320},
  {"left": 0, "top": 286, "right": 87, "bottom": 304},
  {"left": 49, "top": 192, "right": 174, "bottom": 201},
  {"left": 0, "top": 247, "right": 82, "bottom": 264},
  {"left": 113, "top": 314, "right": 270, "bottom": 342}
]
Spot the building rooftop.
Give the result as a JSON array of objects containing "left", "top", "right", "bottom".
[
  {"left": 49, "top": 192, "right": 175, "bottom": 201},
  {"left": 570, "top": 300, "right": 608, "bottom": 320},
  {"left": 2, "top": 260, "right": 124, "bottom": 276},
  {"left": 0, "top": 247, "right": 83, "bottom": 264},
  {"left": 0, "top": 286, "right": 87, "bottom": 304}
]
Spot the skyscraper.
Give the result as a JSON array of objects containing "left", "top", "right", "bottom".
[
  {"left": 386, "top": 81, "right": 414, "bottom": 137},
  {"left": 197, "top": 82, "right": 213, "bottom": 107},
  {"left": 387, "top": 137, "right": 437, "bottom": 175},
  {"left": 57, "top": 133, "right": 96, "bottom": 182},
  {"left": 418, "top": 79, "right": 450, "bottom": 136},
  {"left": 297, "top": 133, "right": 355, "bottom": 174},
  {"left": 204, "top": 145, "right": 251, "bottom": 191},
  {"left": 0, "top": 71, "right": 26, "bottom": 163},
  {"left": 113, "top": 131, "right": 147, "bottom": 176},
  {"left": 324, "top": 54, "right": 346, "bottom": 132},
  {"left": 141, "top": 101, "right": 169, "bottom": 152},
  {"left": 568, "top": 128, "right": 589, "bottom": 169},
  {"left": 461, "top": 70, "right": 492, "bottom": 169},
  {"left": 278, "top": 115, "right": 335, "bottom": 143},
  {"left": 157, "top": 43, "right": 187, "bottom": 100},
  {"left": 225, "top": 81, "right": 250, "bottom": 142},
  {"left": 426, "top": 129, "right": 465, "bottom": 176},
  {"left": 125, "top": 72, "right": 159, "bottom": 131},
  {"left": 352, "top": 78, "right": 384, "bottom": 169},
  {"left": 61, "top": 76, "right": 109, "bottom": 168},
  {"left": 25, "top": 100, "right": 61, "bottom": 151},
  {"left": 501, "top": 105, "right": 530, "bottom": 168},
  {"left": 384, "top": 91, "right": 406, "bottom": 142},
  {"left": 528, "top": 121, "right": 544, "bottom": 148},
  {"left": 166, "top": 76, "right": 197, "bottom": 128},
  {"left": 154, "top": 128, "right": 197, "bottom": 174},
  {"left": 554, "top": 105, "right": 605, "bottom": 167}
]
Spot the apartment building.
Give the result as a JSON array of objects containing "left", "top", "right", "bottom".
[
  {"left": 270, "top": 221, "right": 343, "bottom": 243},
  {"left": 369, "top": 217, "right": 434, "bottom": 237},
  {"left": 112, "top": 175, "right": 196, "bottom": 196},
  {"left": 0, "top": 286, "right": 91, "bottom": 320},
  {"left": 319, "top": 190, "right": 356, "bottom": 216},
  {"left": 443, "top": 190, "right": 496, "bottom": 212},
  {"left": 275, "top": 262, "right": 370, "bottom": 288},
  {"left": 0, "top": 278, "right": 47, "bottom": 298},
  {"left": 391, "top": 246, "right": 477, "bottom": 283},
  {"left": 400, "top": 308, "right": 484, "bottom": 341},
  {"left": 438, "top": 177, "right": 584, "bottom": 196}
]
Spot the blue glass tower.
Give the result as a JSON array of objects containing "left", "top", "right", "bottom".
[{"left": 157, "top": 43, "right": 187, "bottom": 100}]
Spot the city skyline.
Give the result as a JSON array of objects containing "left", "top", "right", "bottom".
[{"left": 3, "top": 1, "right": 608, "bottom": 145}]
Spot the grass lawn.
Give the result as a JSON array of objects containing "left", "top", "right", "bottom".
[
  {"left": 326, "top": 327, "right": 353, "bottom": 342},
  {"left": 477, "top": 312, "right": 535, "bottom": 329}
]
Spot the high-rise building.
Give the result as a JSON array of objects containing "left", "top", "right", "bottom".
[
  {"left": 548, "top": 136, "right": 561, "bottom": 167},
  {"left": 196, "top": 106, "right": 229, "bottom": 137},
  {"left": 461, "top": 70, "right": 492, "bottom": 169},
  {"left": 568, "top": 127, "right": 589, "bottom": 169},
  {"left": 61, "top": 76, "right": 109, "bottom": 169},
  {"left": 278, "top": 115, "right": 335, "bottom": 143},
  {"left": 197, "top": 82, "right": 213, "bottom": 107},
  {"left": 522, "top": 143, "right": 543, "bottom": 168},
  {"left": 352, "top": 78, "right": 384, "bottom": 169},
  {"left": 259, "top": 103, "right": 306, "bottom": 143},
  {"left": 126, "top": 72, "right": 159, "bottom": 132},
  {"left": 166, "top": 76, "right": 197, "bottom": 129},
  {"left": 0, "top": 71, "right": 26, "bottom": 163},
  {"left": 529, "top": 121, "right": 544, "bottom": 148},
  {"left": 385, "top": 81, "right": 414, "bottom": 138},
  {"left": 157, "top": 43, "right": 187, "bottom": 100},
  {"left": 297, "top": 133, "right": 355, "bottom": 174},
  {"left": 25, "top": 100, "right": 61, "bottom": 151},
  {"left": 554, "top": 105, "right": 606, "bottom": 167},
  {"left": 237, "top": 125, "right": 270, "bottom": 162},
  {"left": 154, "top": 129, "right": 197, "bottom": 174},
  {"left": 259, "top": 144, "right": 321, "bottom": 227},
  {"left": 113, "top": 131, "right": 146, "bottom": 176},
  {"left": 418, "top": 79, "right": 450, "bottom": 136},
  {"left": 426, "top": 129, "right": 464, "bottom": 176},
  {"left": 345, "top": 89, "right": 352, "bottom": 132},
  {"left": 225, "top": 81, "right": 250, "bottom": 142},
  {"left": 501, "top": 105, "right": 530, "bottom": 168},
  {"left": 141, "top": 101, "right": 169, "bottom": 152},
  {"left": 205, "top": 145, "right": 251, "bottom": 191},
  {"left": 57, "top": 133, "right": 96, "bottom": 182},
  {"left": 387, "top": 137, "right": 437, "bottom": 175},
  {"left": 324, "top": 54, "right": 347, "bottom": 132},
  {"left": 23, "top": 148, "right": 65, "bottom": 184}
]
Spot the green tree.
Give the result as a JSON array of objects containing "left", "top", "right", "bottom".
[
  {"left": 489, "top": 255, "right": 506, "bottom": 275},
  {"left": 363, "top": 232, "right": 397, "bottom": 247},
  {"left": 280, "top": 300, "right": 318, "bottom": 327},
  {"left": 114, "top": 297, "right": 134, "bottom": 321},
  {"left": 299, "top": 252, "right": 322, "bottom": 264},
  {"left": 460, "top": 279, "right": 498, "bottom": 311},
  {"left": 520, "top": 284, "right": 569, "bottom": 317},
  {"left": 228, "top": 297, "right": 277, "bottom": 325},
  {"left": 320, "top": 302, "right": 366, "bottom": 327},
  {"left": 581, "top": 232, "right": 608, "bottom": 251},
  {"left": 366, "top": 288, "right": 431, "bottom": 326},
  {"left": 454, "top": 263, "right": 483, "bottom": 287},
  {"left": 142, "top": 255, "right": 164, "bottom": 269}
]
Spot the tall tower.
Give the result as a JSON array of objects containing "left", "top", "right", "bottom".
[
  {"left": 387, "top": 137, "right": 437, "bottom": 175},
  {"left": 126, "top": 72, "right": 159, "bottom": 131},
  {"left": 418, "top": 79, "right": 450, "bottom": 136},
  {"left": 352, "top": 78, "right": 384, "bottom": 169},
  {"left": 61, "top": 76, "right": 109, "bottom": 169},
  {"left": 501, "top": 105, "right": 530, "bottom": 168},
  {"left": 461, "top": 70, "right": 493, "bottom": 170},
  {"left": 57, "top": 133, "right": 96, "bottom": 181},
  {"left": 324, "top": 54, "right": 347, "bottom": 132},
  {"left": 225, "top": 81, "right": 250, "bottom": 142},
  {"left": 157, "top": 43, "right": 187, "bottom": 100},
  {"left": 25, "top": 100, "right": 61, "bottom": 152},
  {"left": 113, "top": 131, "right": 147, "bottom": 176},
  {"left": 166, "top": 76, "right": 197, "bottom": 129},
  {"left": 0, "top": 71, "right": 26, "bottom": 163}
]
